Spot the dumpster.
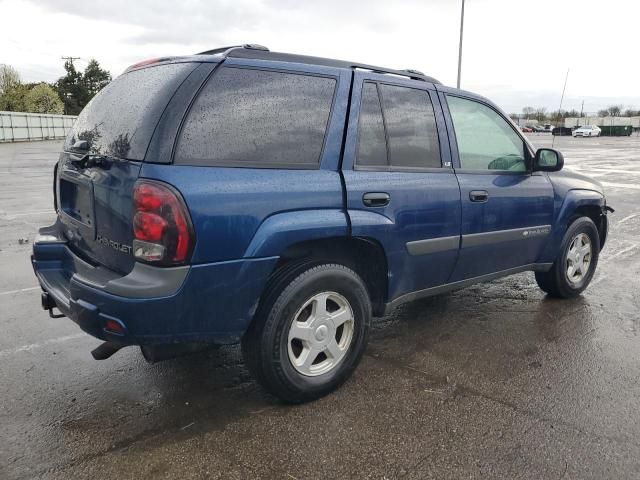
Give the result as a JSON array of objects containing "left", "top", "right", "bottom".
[{"left": 600, "top": 125, "right": 633, "bottom": 136}]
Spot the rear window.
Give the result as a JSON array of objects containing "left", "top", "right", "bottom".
[
  {"left": 65, "top": 63, "right": 196, "bottom": 160},
  {"left": 174, "top": 67, "right": 336, "bottom": 168}
]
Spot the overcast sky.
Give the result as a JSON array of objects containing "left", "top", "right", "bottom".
[{"left": 2, "top": 0, "right": 639, "bottom": 113}]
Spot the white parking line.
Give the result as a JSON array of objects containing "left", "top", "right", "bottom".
[
  {"left": 0, "top": 210, "right": 54, "bottom": 219},
  {"left": 0, "top": 333, "right": 85, "bottom": 358},
  {"left": 606, "top": 243, "right": 640, "bottom": 260},
  {"left": 599, "top": 182, "right": 640, "bottom": 191},
  {"left": 0, "top": 286, "right": 40, "bottom": 296},
  {"left": 616, "top": 213, "right": 639, "bottom": 225}
]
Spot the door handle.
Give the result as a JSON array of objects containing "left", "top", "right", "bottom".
[
  {"left": 362, "top": 192, "right": 390, "bottom": 207},
  {"left": 469, "top": 190, "right": 489, "bottom": 202}
]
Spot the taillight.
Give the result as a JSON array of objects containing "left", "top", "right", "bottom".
[{"left": 132, "top": 180, "right": 194, "bottom": 265}]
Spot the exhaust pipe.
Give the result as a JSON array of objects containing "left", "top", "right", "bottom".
[
  {"left": 91, "top": 342, "right": 125, "bottom": 360},
  {"left": 140, "top": 343, "right": 210, "bottom": 364}
]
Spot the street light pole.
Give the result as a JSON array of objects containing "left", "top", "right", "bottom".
[{"left": 457, "top": 0, "right": 465, "bottom": 89}]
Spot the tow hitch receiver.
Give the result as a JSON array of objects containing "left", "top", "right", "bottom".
[
  {"left": 91, "top": 342, "right": 125, "bottom": 360},
  {"left": 41, "top": 292, "right": 65, "bottom": 319}
]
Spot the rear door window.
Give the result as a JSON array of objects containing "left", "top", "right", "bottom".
[
  {"left": 175, "top": 67, "right": 336, "bottom": 167},
  {"left": 65, "top": 63, "right": 196, "bottom": 160},
  {"left": 379, "top": 84, "right": 441, "bottom": 169},
  {"left": 356, "top": 82, "right": 441, "bottom": 169}
]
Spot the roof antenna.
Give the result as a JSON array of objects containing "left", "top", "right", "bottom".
[{"left": 552, "top": 68, "right": 569, "bottom": 148}]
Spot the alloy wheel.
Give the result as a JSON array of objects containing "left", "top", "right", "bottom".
[
  {"left": 287, "top": 292, "right": 355, "bottom": 376},
  {"left": 566, "top": 233, "right": 592, "bottom": 285}
]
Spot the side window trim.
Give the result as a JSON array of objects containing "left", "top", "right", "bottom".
[
  {"left": 355, "top": 80, "right": 445, "bottom": 172},
  {"left": 354, "top": 81, "right": 389, "bottom": 169},
  {"left": 376, "top": 82, "right": 392, "bottom": 167},
  {"left": 444, "top": 93, "right": 532, "bottom": 174},
  {"left": 173, "top": 64, "right": 340, "bottom": 170}
]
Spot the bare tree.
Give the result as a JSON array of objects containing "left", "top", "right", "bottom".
[
  {"left": 522, "top": 106, "right": 535, "bottom": 120},
  {"left": 607, "top": 105, "right": 623, "bottom": 117},
  {"left": 534, "top": 107, "right": 547, "bottom": 122},
  {"left": 0, "top": 64, "right": 21, "bottom": 95}
]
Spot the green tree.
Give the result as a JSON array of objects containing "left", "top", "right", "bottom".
[
  {"left": 83, "top": 59, "right": 111, "bottom": 98},
  {"left": 0, "top": 84, "right": 28, "bottom": 111},
  {"left": 54, "top": 59, "right": 111, "bottom": 115},
  {"left": 25, "top": 83, "right": 64, "bottom": 114},
  {"left": 55, "top": 60, "right": 87, "bottom": 115}
]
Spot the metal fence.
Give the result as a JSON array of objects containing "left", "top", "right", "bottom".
[{"left": 0, "top": 111, "right": 77, "bottom": 142}]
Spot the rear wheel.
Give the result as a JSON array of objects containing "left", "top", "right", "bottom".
[
  {"left": 242, "top": 263, "right": 371, "bottom": 403},
  {"left": 535, "top": 217, "right": 600, "bottom": 298}
]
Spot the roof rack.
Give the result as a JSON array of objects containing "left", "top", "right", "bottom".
[
  {"left": 195, "top": 44, "right": 441, "bottom": 85},
  {"left": 196, "top": 44, "right": 269, "bottom": 56}
]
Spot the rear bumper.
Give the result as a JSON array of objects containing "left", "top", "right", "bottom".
[{"left": 32, "top": 223, "right": 278, "bottom": 346}]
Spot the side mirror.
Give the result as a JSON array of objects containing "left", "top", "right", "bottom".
[{"left": 534, "top": 148, "right": 564, "bottom": 172}]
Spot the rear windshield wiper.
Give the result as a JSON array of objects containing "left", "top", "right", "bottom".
[{"left": 68, "top": 141, "right": 112, "bottom": 168}]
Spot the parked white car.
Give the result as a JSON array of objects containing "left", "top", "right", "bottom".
[{"left": 573, "top": 125, "right": 601, "bottom": 137}]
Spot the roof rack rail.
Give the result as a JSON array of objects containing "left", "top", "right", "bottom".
[
  {"left": 352, "top": 65, "right": 434, "bottom": 82},
  {"left": 197, "top": 45, "right": 441, "bottom": 85},
  {"left": 196, "top": 44, "right": 269, "bottom": 56}
]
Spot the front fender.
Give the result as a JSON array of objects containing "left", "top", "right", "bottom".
[
  {"left": 243, "top": 209, "right": 349, "bottom": 258},
  {"left": 537, "top": 189, "right": 605, "bottom": 263}
]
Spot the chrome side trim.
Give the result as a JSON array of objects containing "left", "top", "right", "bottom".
[
  {"left": 406, "top": 235, "right": 460, "bottom": 256},
  {"left": 383, "top": 263, "right": 553, "bottom": 314},
  {"left": 462, "top": 225, "right": 551, "bottom": 248}
]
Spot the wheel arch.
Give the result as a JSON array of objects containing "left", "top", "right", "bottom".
[
  {"left": 261, "top": 236, "right": 389, "bottom": 317},
  {"left": 538, "top": 189, "right": 607, "bottom": 263}
]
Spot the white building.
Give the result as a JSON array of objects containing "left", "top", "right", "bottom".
[{"left": 564, "top": 116, "right": 640, "bottom": 128}]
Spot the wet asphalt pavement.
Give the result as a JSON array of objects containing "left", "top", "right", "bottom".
[{"left": 1, "top": 135, "right": 639, "bottom": 479}]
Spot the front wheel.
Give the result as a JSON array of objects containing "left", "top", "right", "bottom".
[
  {"left": 242, "top": 263, "right": 371, "bottom": 403},
  {"left": 535, "top": 217, "right": 600, "bottom": 298}
]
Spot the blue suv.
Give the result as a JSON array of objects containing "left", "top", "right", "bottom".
[{"left": 32, "top": 45, "right": 611, "bottom": 402}]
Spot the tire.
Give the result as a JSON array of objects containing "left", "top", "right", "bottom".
[
  {"left": 535, "top": 217, "right": 600, "bottom": 298},
  {"left": 242, "top": 263, "right": 371, "bottom": 403}
]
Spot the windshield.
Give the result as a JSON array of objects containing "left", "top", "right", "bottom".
[{"left": 64, "top": 63, "right": 196, "bottom": 160}]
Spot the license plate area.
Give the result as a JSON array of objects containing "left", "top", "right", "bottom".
[{"left": 60, "top": 176, "right": 94, "bottom": 227}]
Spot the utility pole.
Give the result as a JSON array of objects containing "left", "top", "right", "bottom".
[
  {"left": 61, "top": 56, "right": 80, "bottom": 67},
  {"left": 457, "top": 0, "right": 465, "bottom": 89},
  {"left": 552, "top": 69, "right": 569, "bottom": 148},
  {"left": 60, "top": 56, "right": 80, "bottom": 116}
]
